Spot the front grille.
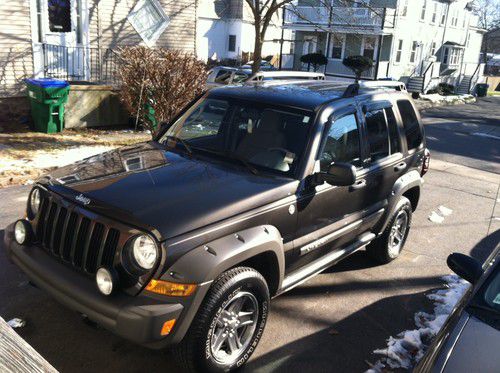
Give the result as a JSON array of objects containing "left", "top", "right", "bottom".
[{"left": 35, "top": 194, "right": 120, "bottom": 274}]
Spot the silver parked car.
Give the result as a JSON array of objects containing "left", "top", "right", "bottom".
[{"left": 206, "top": 67, "right": 325, "bottom": 88}]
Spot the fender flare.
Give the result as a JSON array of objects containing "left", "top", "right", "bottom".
[
  {"left": 164, "top": 224, "right": 285, "bottom": 289},
  {"left": 376, "top": 170, "right": 423, "bottom": 234}
]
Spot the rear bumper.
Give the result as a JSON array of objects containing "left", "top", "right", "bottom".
[{"left": 3, "top": 223, "right": 208, "bottom": 349}]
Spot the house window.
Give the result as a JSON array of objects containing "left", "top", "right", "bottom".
[
  {"left": 431, "top": 42, "right": 436, "bottom": 56},
  {"left": 48, "top": 0, "right": 71, "bottom": 32},
  {"left": 431, "top": 2, "right": 437, "bottom": 23},
  {"left": 128, "top": 0, "right": 170, "bottom": 47},
  {"left": 395, "top": 39, "right": 403, "bottom": 63},
  {"left": 36, "top": 0, "right": 43, "bottom": 42},
  {"left": 330, "top": 34, "right": 344, "bottom": 59},
  {"left": 466, "top": 33, "right": 470, "bottom": 47},
  {"left": 440, "top": 4, "right": 446, "bottom": 25},
  {"left": 228, "top": 35, "right": 236, "bottom": 52},
  {"left": 363, "top": 36, "right": 376, "bottom": 60},
  {"left": 401, "top": 0, "right": 408, "bottom": 17},
  {"left": 420, "top": 0, "right": 427, "bottom": 21},
  {"left": 443, "top": 47, "right": 449, "bottom": 64},
  {"left": 410, "top": 41, "right": 418, "bottom": 63}
]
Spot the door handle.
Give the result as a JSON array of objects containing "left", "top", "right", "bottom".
[
  {"left": 394, "top": 162, "right": 407, "bottom": 172},
  {"left": 350, "top": 179, "right": 367, "bottom": 191}
]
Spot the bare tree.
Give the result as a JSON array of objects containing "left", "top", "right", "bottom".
[
  {"left": 474, "top": 0, "right": 500, "bottom": 61},
  {"left": 244, "top": 0, "right": 295, "bottom": 73}
]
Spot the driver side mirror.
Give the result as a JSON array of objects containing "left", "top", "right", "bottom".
[
  {"left": 447, "top": 253, "right": 483, "bottom": 285},
  {"left": 315, "top": 162, "right": 357, "bottom": 186}
]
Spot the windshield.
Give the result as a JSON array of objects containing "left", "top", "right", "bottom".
[{"left": 160, "top": 97, "right": 313, "bottom": 176}]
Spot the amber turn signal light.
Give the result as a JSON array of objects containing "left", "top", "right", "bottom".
[
  {"left": 160, "top": 319, "right": 176, "bottom": 336},
  {"left": 146, "top": 279, "right": 196, "bottom": 297}
]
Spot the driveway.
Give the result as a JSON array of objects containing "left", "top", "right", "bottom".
[{"left": 0, "top": 98, "right": 499, "bottom": 372}]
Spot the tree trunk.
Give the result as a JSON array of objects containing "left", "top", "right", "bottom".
[{"left": 252, "top": 29, "right": 263, "bottom": 74}]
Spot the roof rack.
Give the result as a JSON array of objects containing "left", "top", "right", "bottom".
[{"left": 342, "top": 83, "right": 360, "bottom": 98}]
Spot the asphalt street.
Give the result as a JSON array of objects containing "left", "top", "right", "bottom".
[{"left": 0, "top": 98, "right": 499, "bottom": 372}]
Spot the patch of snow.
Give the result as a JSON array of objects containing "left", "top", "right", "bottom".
[
  {"left": 367, "top": 275, "right": 470, "bottom": 372},
  {"left": 7, "top": 318, "right": 26, "bottom": 329},
  {"left": 437, "top": 205, "right": 453, "bottom": 217},
  {"left": 0, "top": 145, "right": 115, "bottom": 173},
  {"left": 428, "top": 211, "right": 445, "bottom": 224}
]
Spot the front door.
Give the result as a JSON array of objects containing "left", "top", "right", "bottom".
[
  {"left": 31, "top": 0, "right": 89, "bottom": 80},
  {"left": 286, "top": 107, "right": 379, "bottom": 273}
]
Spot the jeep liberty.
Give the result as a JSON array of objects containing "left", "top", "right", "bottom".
[{"left": 4, "top": 81, "right": 430, "bottom": 372}]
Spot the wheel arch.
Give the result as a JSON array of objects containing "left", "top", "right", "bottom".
[
  {"left": 164, "top": 225, "right": 285, "bottom": 291},
  {"left": 375, "top": 170, "right": 423, "bottom": 234}
]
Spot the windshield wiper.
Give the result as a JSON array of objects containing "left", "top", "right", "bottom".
[{"left": 163, "top": 135, "right": 193, "bottom": 156}]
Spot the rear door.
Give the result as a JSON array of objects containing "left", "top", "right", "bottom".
[{"left": 356, "top": 98, "right": 407, "bottom": 216}]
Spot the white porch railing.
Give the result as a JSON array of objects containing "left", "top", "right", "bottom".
[
  {"left": 284, "top": 6, "right": 393, "bottom": 29},
  {"left": 324, "top": 59, "right": 375, "bottom": 79}
]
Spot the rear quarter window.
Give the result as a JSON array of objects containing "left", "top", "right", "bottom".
[{"left": 397, "top": 100, "right": 423, "bottom": 150}]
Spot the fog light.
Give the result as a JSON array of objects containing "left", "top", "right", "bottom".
[
  {"left": 96, "top": 267, "right": 117, "bottom": 296},
  {"left": 14, "top": 220, "right": 31, "bottom": 245}
]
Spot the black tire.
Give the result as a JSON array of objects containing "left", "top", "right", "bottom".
[
  {"left": 173, "top": 267, "right": 270, "bottom": 373},
  {"left": 367, "top": 196, "right": 412, "bottom": 264}
]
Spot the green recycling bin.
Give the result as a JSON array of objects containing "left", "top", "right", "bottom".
[
  {"left": 476, "top": 83, "right": 489, "bottom": 98},
  {"left": 25, "top": 78, "right": 70, "bottom": 133}
]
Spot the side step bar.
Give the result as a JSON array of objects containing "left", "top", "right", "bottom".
[{"left": 277, "top": 232, "right": 375, "bottom": 295}]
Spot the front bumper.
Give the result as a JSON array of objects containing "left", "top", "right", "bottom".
[{"left": 3, "top": 223, "right": 209, "bottom": 349}]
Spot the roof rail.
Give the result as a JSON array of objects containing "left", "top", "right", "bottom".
[{"left": 342, "top": 83, "right": 360, "bottom": 98}]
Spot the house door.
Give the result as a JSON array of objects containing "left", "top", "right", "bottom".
[
  {"left": 301, "top": 36, "right": 318, "bottom": 71},
  {"left": 31, "top": 0, "right": 89, "bottom": 80}
]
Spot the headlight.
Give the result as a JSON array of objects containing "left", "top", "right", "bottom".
[
  {"left": 29, "top": 188, "right": 41, "bottom": 216},
  {"left": 131, "top": 235, "right": 158, "bottom": 270}
]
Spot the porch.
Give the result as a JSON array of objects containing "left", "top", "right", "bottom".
[
  {"left": 282, "top": 31, "right": 394, "bottom": 80},
  {"left": 283, "top": 5, "right": 396, "bottom": 33}
]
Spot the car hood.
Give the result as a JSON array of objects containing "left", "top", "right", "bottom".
[
  {"left": 39, "top": 142, "right": 298, "bottom": 240},
  {"left": 443, "top": 313, "right": 500, "bottom": 372}
]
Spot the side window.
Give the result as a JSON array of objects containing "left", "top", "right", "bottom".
[
  {"left": 385, "top": 107, "right": 401, "bottom": 154},
  {"left": 320, "top": 114, "right": 361, "bottom": 171},
  {"left": 397, "top": 100, "right": 423, "bottom": 150},
  {"left": 365, "top": 109, "right": 389, "bottom": 161}
]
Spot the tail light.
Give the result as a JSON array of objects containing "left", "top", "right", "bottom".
[{"left": 421, "top": 148, "right": 430, "bottom": 176}]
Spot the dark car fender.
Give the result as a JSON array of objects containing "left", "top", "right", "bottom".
[
  {"left": 375, "top": 169, "right": 423, "bottom": 235},
  {"left": 165, "top": 224, "right": 285, "bottom": 287}
]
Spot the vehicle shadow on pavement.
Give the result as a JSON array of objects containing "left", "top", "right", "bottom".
[
  {"left": 469, "top": 228, "right": 500, "bottom": 264},
  {"left": 244, "top": 288, "right": 437, "bottom": 373}
]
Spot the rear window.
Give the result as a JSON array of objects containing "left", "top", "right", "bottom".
[{"left": 397, "top": 100, "right": 423, "bottom": 150}]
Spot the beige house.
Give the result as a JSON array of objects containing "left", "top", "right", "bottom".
[{"left": 0, "top": 0, "right": 197, "bottom": 119}]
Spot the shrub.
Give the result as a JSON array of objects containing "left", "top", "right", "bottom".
[
  {"left": 300, "top": 53, "right": 328, "bottom": 72},
  {"left": 118, "top": 46, "right": 208, "bottom": 136},
  {"left": 438, "top": 83, "right": 455, "bottom": 95},
  {"left": 342, "top": 55, "right": 374, "bottom": 82}
]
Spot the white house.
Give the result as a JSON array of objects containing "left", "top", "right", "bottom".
[
  {"left": 283, "top": 0, "right": 486, "bottom": 93},
  {"left": 196, "top": 0, "right": 293, "bottom": 63}
]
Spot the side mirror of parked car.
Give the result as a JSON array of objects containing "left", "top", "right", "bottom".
[
  {"left": 447, "top": 253, "right": 483, "bottom": 285},
  {"left": 315, "top": 162, "right": 357, "bottom": 186}
]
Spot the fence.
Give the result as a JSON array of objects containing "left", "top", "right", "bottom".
[{"left": 42, "top": 44, "right": 120, "bottom": 85}]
